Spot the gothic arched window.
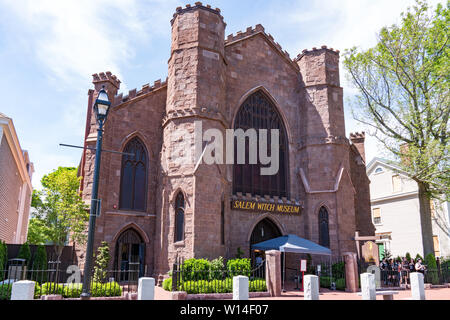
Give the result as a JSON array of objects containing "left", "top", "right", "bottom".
[
  {"left": 175, "top": 192, "right": 185, "bottom": 242},
  {"left": 319, "top": 207, "right": 330, "bottom": 248},
  {"left": 233, "top": 90, "right": 289, "bottom": 197},
  {"left": 119, "top": 137, "right": 148, "bottom": 211}
]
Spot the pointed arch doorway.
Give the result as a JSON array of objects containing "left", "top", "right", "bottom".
[
  {"left": 114, "top": 228, "right": 146, "bottom": 282},
  {"left": 250, "top": 218, "right": 282, "bottom": 265}
]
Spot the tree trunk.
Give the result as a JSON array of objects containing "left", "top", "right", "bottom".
[{"left": 418, "top": 182, "right": 434, "bottom": 257}]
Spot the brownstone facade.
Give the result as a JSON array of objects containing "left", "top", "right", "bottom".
[{"left": 79, "top": 3, "right": 375, "bottom": 283}]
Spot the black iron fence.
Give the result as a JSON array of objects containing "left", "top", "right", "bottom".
[
  {"left": 170, "top": 259, "right": 267, "bottom": 294},
  {"left": 0, "top": 264, "right": 140, "bottom": 300},
  {"left": 358, "top": 260, "right": 450, "bottom": 287}
]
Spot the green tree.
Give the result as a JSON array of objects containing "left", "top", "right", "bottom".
[
  {"left": 343, "top": 0, "right": 449, "bottom": 256},
  {"left": 31, "top": 245, "right": 48, "bottom": 283},
  {"left": 93, "top": 241, "right": 111, "bottom": 283},
  {"left": 425, "top": 253, "right": 439, "bottom": 284},
  {"left": 29, "top": 167, "right": 89, "bottom": 265},
  {"left": 17, "top": 242, "right": 31, "bottom": 268},
  {"left": 26, "top": 216, "right": 48, "bottom": 245}
]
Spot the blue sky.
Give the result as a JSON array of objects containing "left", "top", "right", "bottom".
[{"left": 0, "top": 0, "right": 445, "bottom": 189}]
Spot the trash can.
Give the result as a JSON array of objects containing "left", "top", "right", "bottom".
[{"left": 8, "top": 258, "right": 27, "bottom": 281}]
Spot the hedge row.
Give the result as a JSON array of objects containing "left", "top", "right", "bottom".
[
  {"left": 163, "top": 277, "right": 267, "bottom": 294},
  {"left": 319, "top": 276, "right": 346, "bottom": 291},
  {"left": 0, "top": 282, "right": 122, "bottom": 300},
  {"left": 0, "top": 282, "right": 41, "bottom": 300}
]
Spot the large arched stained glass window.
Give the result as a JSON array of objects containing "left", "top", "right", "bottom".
[
  {"left": 119, "top": 137, "right": 148, "bottom": 211},
  {"left": 175, "top": 192, "right": 185, "bottom": 242},
  {"left": 233, "top": 90, "right": 289, "bottom": 198},
  {"left": 319, "top": 206, "right": 330, "bottom": 248}
]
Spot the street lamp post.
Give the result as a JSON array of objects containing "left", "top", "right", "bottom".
[{"left": 80, "top": 85, "right": 111, "bottom": 299}]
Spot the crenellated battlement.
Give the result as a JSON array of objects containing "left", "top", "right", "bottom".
[
  {"left": 113, "top": 78, "right": 167, "bottom": 106},
  {"left": 294, "top": 45, "right": 340, "bottom": 62},
  {"left": 92, "top": 71, "right": 121, "bottom": 89},
  {"left": 171, "top": 2, "right": 224, "bottom": 25},
  {"left": 349, "top": 131, "right": 366, "bottom": 141},
  {"left": 225, "top": 24, "right": 293, "bottom": 65}
]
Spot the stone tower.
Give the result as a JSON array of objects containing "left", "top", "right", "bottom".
[
  {"left": 154, "top": 3, "right": 228, "bottom": 278},
  {"left": 296, "top": 47, "right": 357, "bottom": 255}
]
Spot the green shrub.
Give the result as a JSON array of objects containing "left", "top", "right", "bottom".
[
  {"left": 319, "top": 276, "right": 346, "bottom": 291},
  {"left": 41, "top": 282, "right": 64, "bottom": 295},
  {"left": 93, "top": 241, "right": 111, "bottom": 283},
  {"left": 91, "top": 281, "right": 122, "bottom": 297},
  {"left": 31, "top": 245, "right": 48, "bottom": 283},
  {"left": 335, "top": 278, "right": 346, "bottom": 291},
  {"left": 63, "top": 283, "right": 83, "bottom": 298},
  {"left": 332, "top": 262, "right": 345, "bottom": 277},
  {"left": 210, "top": 257, "right": 225, "bottom": 280},
  {"left": 425, "top": 253, "right": 439, "bottom": 285},
  {"left": 0, "top": 283, "right": 12, "bottom": 300},
  {"left": 0, "top": 282, "right": 42, "bottom": 300},
  {"left": 249, "top": 279, "right": 266, "bottom": 292},
  {"left": 0, "top": 241, "right": 7, "bottom": 280},
  {"left": 163, "top": 277, "right": 172, "bottom": 291},
  {"left": 415, "top": 254, "right": 424, "bottom": 262},
  {"left": 405, "top": 252, "right": 412, "bottom": 261},
  {"left": 182, "top": 258, "right": 211, "bottom": 281},
  {"left": 227, "top": 258, "right": 251, "bottom": 277},
  {"left": 17, "top": 242, "right": 31, "bottom": 266}
]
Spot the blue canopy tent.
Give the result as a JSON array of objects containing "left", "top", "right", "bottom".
[{"left": 252, "top": 234, "right": 332, "bottom": 291}]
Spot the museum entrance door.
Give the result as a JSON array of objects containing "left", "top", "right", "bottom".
[
  {"left": 115, "top": 228, "right": 145, "bottom": 282},
  {"left": 250, "top": 218, "right": 282, "bottom": 265}
]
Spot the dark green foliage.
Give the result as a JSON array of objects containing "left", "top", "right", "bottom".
[
  {"left": 31, "top": 245, "right": 48, "bottom": 283},
  {"left": 329, "top": 262, "right": 346, "bottom": 279},
  {"left": 0, "top": 282, "right": 41, "bottom": 300},
  {"left": 0, "top": 241, "right": 7, "bottom": 281},
  {"left": 17, "top": 242, "right": 31, "bottom": 266},
  {"left": 0, "top": 284, "right": 12, "bottom": 300},
  {"left": 425, "top": 253, "right": 439, "bottom": 284},
  {"left": 210, "top": 256, "right": 225, "bottom": 280},
  {"left": 319, "top": 276, "right": 346, "bottom": 291},
  {"left": 235, "top": 247, "right": 244, "bottom": 259},
  {"left": 182, "top": 258, "right": 211, "bottom": 281},
  {"left": 93, "top": 241, "right": 111, "bottom": 283},
  {"left": 164, "top": 278, "right": 266, "bottom": 294},
  {"left": 227, "top": 258, "right": 251, "bottom": 277},
  {"left": 41, "top": 282, "right": 64, "bottom": 295},
  {"left": 415, "top": 253, "right": 424, "bottom": 262},
  {"left": 406, "top": 252, "right": 412, "bottom": 261},
  {"left": 162, "top": 277, "right": 173, "bottom": 291}
]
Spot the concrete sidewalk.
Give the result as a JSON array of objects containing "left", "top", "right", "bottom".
[{"left": 154, "top": 285, "right": 450, "bottom": 300}]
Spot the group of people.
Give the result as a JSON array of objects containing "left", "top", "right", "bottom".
[{"left": 379, "top": 257, "right": 427, "bottom": 286}]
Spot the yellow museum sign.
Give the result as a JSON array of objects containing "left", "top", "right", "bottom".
[{"left": 231, "top": 199, "right": 301, "bottom": 215}]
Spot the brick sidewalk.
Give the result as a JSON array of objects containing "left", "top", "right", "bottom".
[{"left": 155, "top": 285, "right": 450, "bottom": 300}]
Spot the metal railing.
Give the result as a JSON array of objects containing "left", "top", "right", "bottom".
[
  {"left": 0, "top": 265, "right": 140, "bottom": 300},
  {"left": 171, "top": 259, "right": 267, "bottom": 294}
]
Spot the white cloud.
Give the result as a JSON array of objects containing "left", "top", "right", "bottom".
[{"left": 0, "top": 0, "right": 179, "bottom": 89}]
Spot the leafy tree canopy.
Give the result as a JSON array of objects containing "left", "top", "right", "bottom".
[
  {"left": 344, "top": 0, "right": 449, "bottom": 201},
  {"left": 28, "top": 167, "right": 88, "bottom": 258}
]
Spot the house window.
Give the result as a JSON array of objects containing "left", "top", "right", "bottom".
[
  {"left": 375, "top": 167, "right": 383, "bottom": 174},
  {"left": 433, "top": 236, "right": 440, "bottom": 257},
  {"left": 318, "top": 207, "right": 330, "bottom": 248},
  {"left": 392, "top": 175, "right": 402, "bottom": 193},
  {"left": 119, "top": 137, "right": 148, "bottom": 211},
  {"left": 233, "top": 90, "right": 289, "bottom": 198},
  {"left": 175, "top": 192, "right": 185, "bottom": 243},
  {"left": 373, "top": 208, "right": 381, "bottom": 225}
]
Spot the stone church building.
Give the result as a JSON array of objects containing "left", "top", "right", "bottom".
[{"left": 78, "top": 3, "right": 374, "bottom": 282}]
